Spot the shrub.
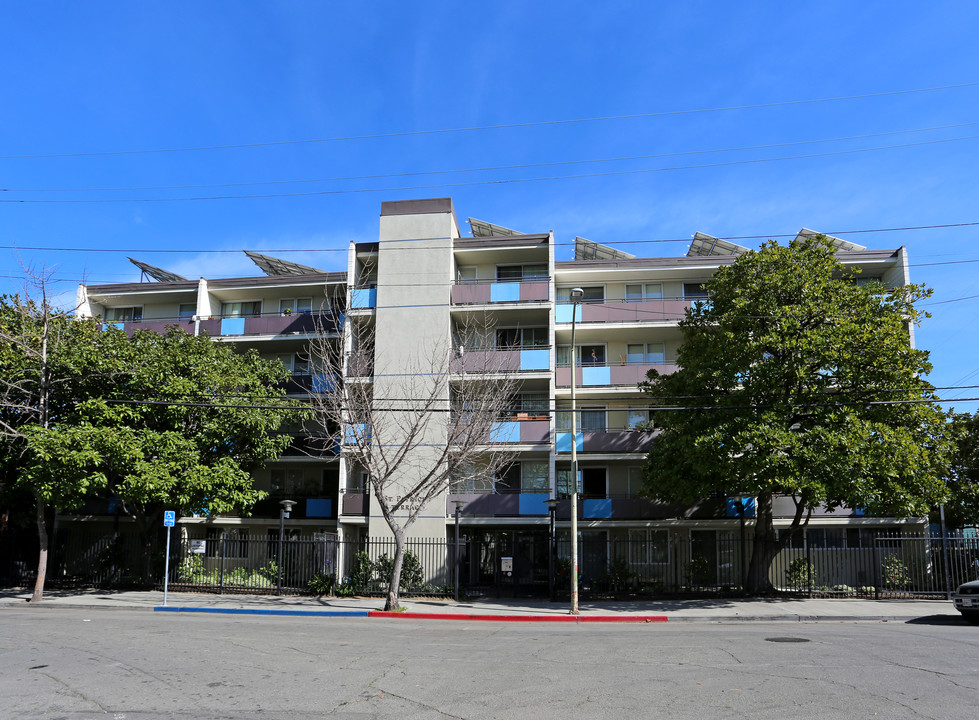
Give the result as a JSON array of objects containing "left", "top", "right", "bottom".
[
  {"left": 881, "top": 555, "right": 911, "bottom": 590},
  {"left": 785, "top": 558, "right": 815, "bottom": 590},
  {"left": 374, "top": 551, "right": 424, "bottom": 591},
  {"left": 308, "top": 572, "right": 336, "bottom": 596}
]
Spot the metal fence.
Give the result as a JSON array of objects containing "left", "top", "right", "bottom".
[{"left": 3, "top": 526, "right": 977, "bottom": 600}]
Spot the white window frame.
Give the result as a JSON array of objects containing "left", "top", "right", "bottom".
[{"left": 106, "top": 306, "right": 143, "bottom": 322}]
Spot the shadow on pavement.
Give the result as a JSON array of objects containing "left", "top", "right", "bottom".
[{"left": 905, "top": 614, "right": 971, "bottom": 626}]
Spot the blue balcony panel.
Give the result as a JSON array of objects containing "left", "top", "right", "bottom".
[
  {"left": 555, "top": 432, "right": 584, "bottom": 452},
  {"left": 583, "top": 499, "right": 613, "bottom": 519},
  {"left": 582, "top": 366, "right": 611, "bottom": 385},
  {"left": 519, "top": 348, "right": 549, "bottom": 371},
  {"left": 519, "top": 493, "right": 550, "bottom": 516},
  {"left": 351, "top": 288, "right": 377, "bottom": 309},
  {"left": 555, "top": 305, "right": 582, "bottom": 323},
  {"left": 491, "top": 421, "right": 520, "bottom": 444},
  {"left": 310, "top": 374, "right": 337, "bottom": 393},
  {"left": 489, "top": 283, "right": 520, "bottom": 303},
  {"left": 220, "top": 318, "right": 246, "bottom": 336},
  {"left": 306, "top": 498, "right": 333, "bottom": 518}
]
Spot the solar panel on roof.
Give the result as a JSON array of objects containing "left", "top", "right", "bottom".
[
  {"left": 244, "top": 250, "right": 324, "bottom": 276},
  {"left": 573, "top": 237, "right": 636, "bottom": 261},
  {"left": 795, "top": 228, "right": 866, "bottom": 252},
  {"left": 467, "top": 218, "right": 522, "bottom": 237},
  {"left": 686, "top": 233, "right": 750, "bottom": 257},
  {"left": 127, "top": 258, "right": 188, "bottom": 283}
]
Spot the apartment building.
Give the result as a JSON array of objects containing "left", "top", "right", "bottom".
[{"left": 72, "top": 197, "right": 922, "bottom": 595}]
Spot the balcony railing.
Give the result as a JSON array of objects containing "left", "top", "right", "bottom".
[
  {"left": 451, "top": 278, "right": 549, "bottom": 305},
  {"left": 340, "top": 490, "right": 369, "bottom": 516},
  {"left": 555, "top": 430, "right": 656, "bottom": 453},
  {"left": 555, "top": 298, "right": 691, "bottom": 324},
  {"left": 202, "top": 312, "right": 338, "bottom": 337},
  {"left": 447, "top": 492, "right": 690, "bottom": 520},
  {"left": 555, "top": 361, "right": 678, "bottom": 387},
  {"left": 350, "top": 287, "right": 377, "bottom": 309},
  {"left": 451, "top": 346, "right": 550, "bottom": 373}
]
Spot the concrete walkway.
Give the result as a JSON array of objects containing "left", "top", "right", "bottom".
[{"left": 0, "top": 588, "right": 962, "bottom": 623}]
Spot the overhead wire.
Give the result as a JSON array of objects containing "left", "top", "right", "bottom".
[
  {"left": 4, "top": 134, "right": 979, "bottom": 204},
  {"left": 6, "top": 121, "right": 978, "bottom": 194},
  {"left": 3, "top": 81, "right": 977, "bottom": 160}
]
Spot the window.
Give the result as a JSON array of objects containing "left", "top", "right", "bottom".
[
  {"left": 556, "top": 407, "right": 606, "bottom": 432},
  {"left": 504, "top": 392, "right": 548, "bottom": 418},
  {"left": 270, "top": 467, "right": 322, "bottom": 496},
  {"left": 557, "top": 286, "right": 604, "bottom": 302},
  {"left": 494, "top": 464, "right": 520, "bottom": 493},
  {"left": 627, "top": 409, "right": 650, "bottom": 429},
  {"left": 626, "top": 342, "right": 665, "bottom": 364},
  {"left": 556, "top": 469, "right": 580, "bottom": 496},
  {"left": 625, "top": 283, "right": 664, "bottom": 301},
  {"left": 496, "top": 327, "right": 548, "bottom": 349},
  {"left": 456, "top": 266, "right": 478, "bottom": 284},
  {"left": 106, "top": 306, "right": 142, "bottom": 322},
  {"left": 279, "top": 298, "right": 312, "bottom": 315},
  {"left": 221, "top": 301, "right": 262, "bottom": 318},
  {"left": 557, "top": 344, "right": 606, "bottom": 367},
  {"left": 178, "top": 303, "right": 196, "bottom": 319},
  {"left": 277, "top": 353, "right": 310, "bottom": 375},
  {"left": 683, "top": 283, "right": 709, "bottom": 299},
  {"left": 581, "top": 467, "right": 606, "bottom": 497},
  {"left": 522, "top": 462, "right": 549, "bottom": 491},
  {"left": 496, "top": 264, "right": 547, "bottom": 282}
]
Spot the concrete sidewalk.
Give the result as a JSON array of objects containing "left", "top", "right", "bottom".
[{"left": 0, "top": 588, "right": 961, "bottom": 623}]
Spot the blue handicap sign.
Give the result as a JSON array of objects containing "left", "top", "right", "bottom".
[{"left": 163, "top": 510, "right": 176, "bottom": 527}]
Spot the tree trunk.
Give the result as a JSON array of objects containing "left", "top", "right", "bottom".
[
  {"left": 384, "top": 527, "right": 406, "bottom": 612},
  {"left": 30, "top": 494, "right": 48, "bottom": 602},
  {"left": 745, "top": 492, "right": 780, "bottom": 595}
]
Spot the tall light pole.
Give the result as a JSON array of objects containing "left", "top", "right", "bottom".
[{"left": 568, "top": 287, "right": 584, "bottom": 614}]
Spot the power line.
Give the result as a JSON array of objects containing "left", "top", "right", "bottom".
[
  {"left": 4, "top": 81, "right": 976, "bottom": 161},
  {"left": 2, "top": 221, "right": 979, "bottom": 257},
  {"left": 4, "top": 134, "right": 978, "bottom": 203},
  {"left": 6, "top": 121, "right": 977, "bottom": 194}
]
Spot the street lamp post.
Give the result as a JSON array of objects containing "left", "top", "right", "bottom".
[
  {"left": 569, "top": 287, "right": 584, "bottom": 615},
  {"left": 453, "top": 501, "right": 464, "bottom": 602},
  {"left": 545, "top": 498, "right": 560, "bottom": 603},
  {"left": 277, "top": 499, "right": 295, "bottom": 596}
]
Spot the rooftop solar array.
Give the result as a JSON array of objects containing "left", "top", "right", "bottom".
[
  {"left": 244, "top": 250, "right": 324, "bottom": 276},
  {"left": 574, "top": 237, "right": 636, "bottom": 261},
  {"left": 127, "top": 258, "right": 188, "bottom": 283},
  {"left": 686, "top": 233, "right": 750, "bottom": 257},
  {"left": 795, "top": 228, "right": 866, "bottom": 252},
  {"left": 467, "top": 218, "right": 522, "bottom": 237}
]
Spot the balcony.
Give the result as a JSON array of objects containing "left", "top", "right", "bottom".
[
  {"left": 556, "top": 362, "right": 678, "bottom": 388},
  {"left": 555, "top": 430, "right": 656, "bottom": 454},
  {"left": 102, "top": 318, "right": 196, "bottom": 336},
  {"left": 448, "top": 493, "right": 690, "bottom": 520},
  {"left": 198, "top": 312, "right": 337, "bottom": 338},
  {"left": 350, "top": 287, "right": 377, "bottom": 309},
  {"left": 447, "top": 491, "right": 551, "bottom": 517},
  {"left": 451, "top": 347, "right": 550, "bottom": 374},
  {"left": 340, "top": 490, "right": 369, "bottom": 517},
  {"left": 487, "top": 419, "right": 550, "bottom": 444},
  {"left": 451, "top": 279, "right": 549, "bottom": 305},
  {"left": 555, "top": 298, "right": 690, "bottom": 324}
]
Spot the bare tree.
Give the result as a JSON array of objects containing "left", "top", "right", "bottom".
[{"left": 309, "top": 312, "right": 520, "bottom": 610}]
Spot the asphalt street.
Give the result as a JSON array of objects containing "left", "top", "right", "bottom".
[{"left": 1, "top": 606, "right": 977, "bottom": 719}]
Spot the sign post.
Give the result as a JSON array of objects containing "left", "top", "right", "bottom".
[{"left": 162, "top": 510, "right": 175, "bottom": 606}]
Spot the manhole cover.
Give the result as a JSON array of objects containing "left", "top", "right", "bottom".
[{"left": 765, "top": 637, "right": 810, "bottom": 643}]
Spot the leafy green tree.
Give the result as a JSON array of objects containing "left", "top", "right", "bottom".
[
  {"left": 2, "top": 285, "right": 305, "bottom": 596},
  {"left": 43, "top": 327, "right": 306, "bottom": 581},
  {"left": 940, "top": 412, "right": 979, "bottom": 529},
  {"left": 640, "top": 237, "right": 953, "bottom": 593}
]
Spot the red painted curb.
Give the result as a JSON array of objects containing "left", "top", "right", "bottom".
[{"left": 367, "top": 611, "right": 668, "bottom": 623}]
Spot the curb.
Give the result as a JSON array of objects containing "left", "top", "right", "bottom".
[
  {"left": 153, "top": 606, "right": 369, "bottom": 617},
  {"left": 368, "top": 611, "right": 668, "bottom": 623}
]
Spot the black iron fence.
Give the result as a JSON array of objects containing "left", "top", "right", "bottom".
[{"left": 3, "top": 526, "right": 977, "bottom": 600}]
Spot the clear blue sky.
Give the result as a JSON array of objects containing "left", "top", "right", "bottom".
[{"left": 2, "top": 2, "right": 977, "bottom": 408}]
